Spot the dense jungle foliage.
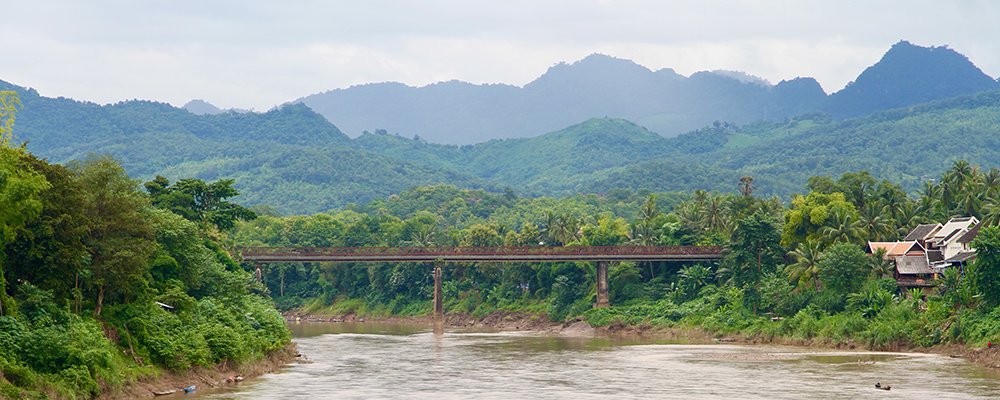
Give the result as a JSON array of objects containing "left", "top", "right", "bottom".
[
  {"left": 0, "top": 91, "right": 289, "bottom": 399},
  {"left": 236, "top": 161, "right": 1000, "bottom": 350}
]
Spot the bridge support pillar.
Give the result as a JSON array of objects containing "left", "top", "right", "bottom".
[
  {"left": 433, "top": 261, "right": 444, "bottom": 332},
  {"left": 596, "top": 261, "right": 609, "bottom": 308}
]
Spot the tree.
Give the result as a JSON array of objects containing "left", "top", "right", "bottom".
[
  {"left": 638, "top": 194, "right": 660, "bottom": 222},
  {"left": 782, "top": 191, "right": 858, "bottom": 248},
  {"left": 739, "top": 176, "right": 754, "bottom": 197},
  {"left": 858, "top": 205, "right": 893, "bottom": 242},
  {"left": 818, "top": 207, "right": 865, "bottom": 247},
  {"left": 722, "top": 211, "right": 783, "bottom": 312},
  {"left": 0, "top": 147, "right": 50, "bottom": 315},
  {"left": 0, "top": 90, "right": 22, "bottom": 146},
  {"left": 971, "top": 226, "right": 1000, "bottom": 307},
  {"left": 4, "top": 153, "right": 89, "bottom": 312},
  {"left": 580, "top": 215, "right": 628, "bottom": 246},
  {"left": 868, "top": 248, "right": 895, "bottom": 279},
  {"left": 146, "top": 176, "right": 256, "bottom": 231},
  {"left": 461, "top": 224, "right": 502, "bottom": 247},
  {"left": 71, "top": 156, "right": 156, "bottom": 316},
  {"left": 785, "top": 240, "right": 823, "bottom": 289},
  {"left": 817, "top": 242, "right": 868, "bottom": 296}
]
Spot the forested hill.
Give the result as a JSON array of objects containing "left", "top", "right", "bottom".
[
  {"left": 5, "top": 74, "right": 1000, "bottom": 215},
  {"left": 297, "top": 41, "right": 997, "bottom": 144},
  {"left": 0, "top": 80, "right": 487, "bottom": 213}
]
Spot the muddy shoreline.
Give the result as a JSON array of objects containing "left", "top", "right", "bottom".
[
  {"left": 284, "top": 310, "right": 1000, "bottom": 370},
  {"left": 97, "top": 343, "right": 299, "bottom": 399}
]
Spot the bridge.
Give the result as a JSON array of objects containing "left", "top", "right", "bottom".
[{"left": 240, "top": 246, "right": 723, "bottom": 325}]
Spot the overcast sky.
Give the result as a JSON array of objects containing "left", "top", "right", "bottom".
[{"left": 2, "top": 1, "right": 998, "bottom": 110}]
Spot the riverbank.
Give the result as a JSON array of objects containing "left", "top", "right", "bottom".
[
  {"left": 283, "top": 309, "right": 1000, "bottom": 371},
  {"left": 97, "top": 344, "right": 299, "bottom": 399}
]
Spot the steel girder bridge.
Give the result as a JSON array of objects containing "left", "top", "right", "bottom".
[{"left": 240, "top": 246, "right": 723, "bottom": 324}]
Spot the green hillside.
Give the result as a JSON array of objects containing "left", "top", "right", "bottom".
[
  {"left": 2, "top": 81, "right": 487, "bottom": 214},
  {"left": 8, "top": 76, "right": 1000, "bottom": 215}
]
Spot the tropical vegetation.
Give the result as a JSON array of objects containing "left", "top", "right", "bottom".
[
  {"left": 235, "top": 161, "right": 1000, "bottom": 351},
  {"left": 0, "top": 92, "right": 289, "bottom": 399}
]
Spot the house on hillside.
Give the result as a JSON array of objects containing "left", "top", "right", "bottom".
[
  {"left": 945, "top": 223, "right": 981, "bottom": 271},
  {"left": 930, "top": 217, "right": 979, "bottom": 261},
  {"left": 867, "top": 240, "right": 935, "bottom": 289},
  {"left": 867, "top": 216, "right": 980, "bottom": 290}
]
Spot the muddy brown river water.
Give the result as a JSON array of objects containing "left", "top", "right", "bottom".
[{"left": 199, "top": 323, "right": 1000, "bottom": 399}]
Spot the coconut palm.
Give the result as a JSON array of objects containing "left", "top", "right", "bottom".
[
  {"left": 858, "top": 204, "right": 893, "bottom": 242},
  {"left": 868, "top": 248, "right": 895, "bottom": 279},
  {"left": 785, "top": 240, "right": 823, "bottom": 289},
  {"left": 639, "top": 195, "right": 660, "bottom": 222},
  {"left": 984, "top": 168, "right": 1000, "bottom": 198},
  {"left": 819, "top": 208, "right": 865, "bottom": 246},
  {"left": 946, "top": 160, "right": 974, "bottom": 191},
  {"left": 982, "top": 196, "right": 1000, "bottom": 227},
  {"left": 703, "top": 194, "right": 729, "bottom": 234}
]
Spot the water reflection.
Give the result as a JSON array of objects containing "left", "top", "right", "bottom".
[{"left": 200, "top": 323, "right": 1000, "bottom": 399}]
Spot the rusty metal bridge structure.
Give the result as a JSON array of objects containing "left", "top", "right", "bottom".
[{"left": 240, "top": 246, "right": 723, "bottom": 325}]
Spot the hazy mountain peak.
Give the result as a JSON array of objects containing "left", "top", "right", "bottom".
[
  {"left": 527, "top": 53, "right": 654, "bottom": 87},
  {"left": 827, "top": 40, "right": 998, "bottom": 118},
  {"left": 183, "top": 99, "right": 222, "bottom": 115}
]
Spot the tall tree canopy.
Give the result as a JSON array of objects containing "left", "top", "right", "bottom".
[{"left": 146, "top": 176, "right": 256, "bottom": 231}]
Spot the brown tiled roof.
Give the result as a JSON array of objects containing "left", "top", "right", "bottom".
[
  {"left": 904, "top": 224, "right": 941, "bottom": 241},
  {"left": 958, "top": 224, "right": 981, "bottom": 244},
  {"left": 895, "top": 255, "right": 934, "bottom": 275}
]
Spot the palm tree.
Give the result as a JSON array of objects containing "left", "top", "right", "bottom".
[
  {"left": 404, "top": 225, "right": 438, "bottom": 247},
  {"left": 946, "top": 160, "right": 974, "bottom": 191},
  {"left": 894, "top": 201, "right": 926, "bottom": 238},
  {"left": 678, "top": 264, "right": 713, "bottom": 294},
  {"left": 739, "top": 176, "right": 754, "bottom": 197},
  {"left": 982, "top": 196, "right": 1000, "bottom": 227},
  {"left": 703, "top": 194, "right": 729, "bottom": 234},
  {"left": 819, "top": 208, "right": 865, "bottom": 246},
  {"left": 786, "top": 240, "right": 823, "bottom": 289},
  {"left": 984, "top": 168, "right": 1000, "bottom": 198},
  {"left": 639, "top": 195, "right": 660, "bottom": 222},
  {"left": 868, "top": 248, "right": 895, "bottom": 279},
  {"left": 551, "top": 213, "right": 582, "bottom": 245},
  {"left": 858, "top": 204, "right": 892, "bottom": 242},
  {"left": 955, "top": 188, "right": 983, "bottom": 218},
  {"left": 674, "top": 202, "right": 702, "bottom": 231}
]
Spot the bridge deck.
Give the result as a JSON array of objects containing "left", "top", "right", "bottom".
[{"left": 240, "top": 246, "right": 724, "bottom": 263}]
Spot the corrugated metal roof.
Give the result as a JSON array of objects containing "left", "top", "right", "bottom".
[
  {"left": 933, "top": 217, "right": 978, "bottom": 241},
  {"left": 944, "top": 251, "right": 977, "bottom": 263},
  {"left": 958, "top": 224, "right": 981, "bottom": 244},
  {"left": 895, "top": 255, "right": 934, "bottom": 275},
  {"left": 904, "top": 224, "right": 942, "bottom": 241}
]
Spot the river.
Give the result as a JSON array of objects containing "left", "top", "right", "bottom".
[{"left": 200, "top": 323, "right": 1000, "bottom": 399}]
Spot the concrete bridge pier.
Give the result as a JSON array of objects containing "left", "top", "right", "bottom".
[
  {"left": 595, "top": 261, "right": 609, "bottom": 308},
  {"left": 433, "top": 261, "right": 444, "bottom": 333}
]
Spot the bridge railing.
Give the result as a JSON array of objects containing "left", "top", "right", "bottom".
[{"left": 239, "top": 245, "right": 724, "bottom": 259}]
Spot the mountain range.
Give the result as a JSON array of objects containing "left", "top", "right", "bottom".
[
  {"left": 295, "top": 40, "right": 997, "bottom": 144},
  {"left": 3, "top": 40, "right": 1000, "bottom": 214}
]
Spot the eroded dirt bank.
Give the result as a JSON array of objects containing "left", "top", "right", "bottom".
[{"left": 98, "top": 344, "right": 299, "bottom": 399}]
